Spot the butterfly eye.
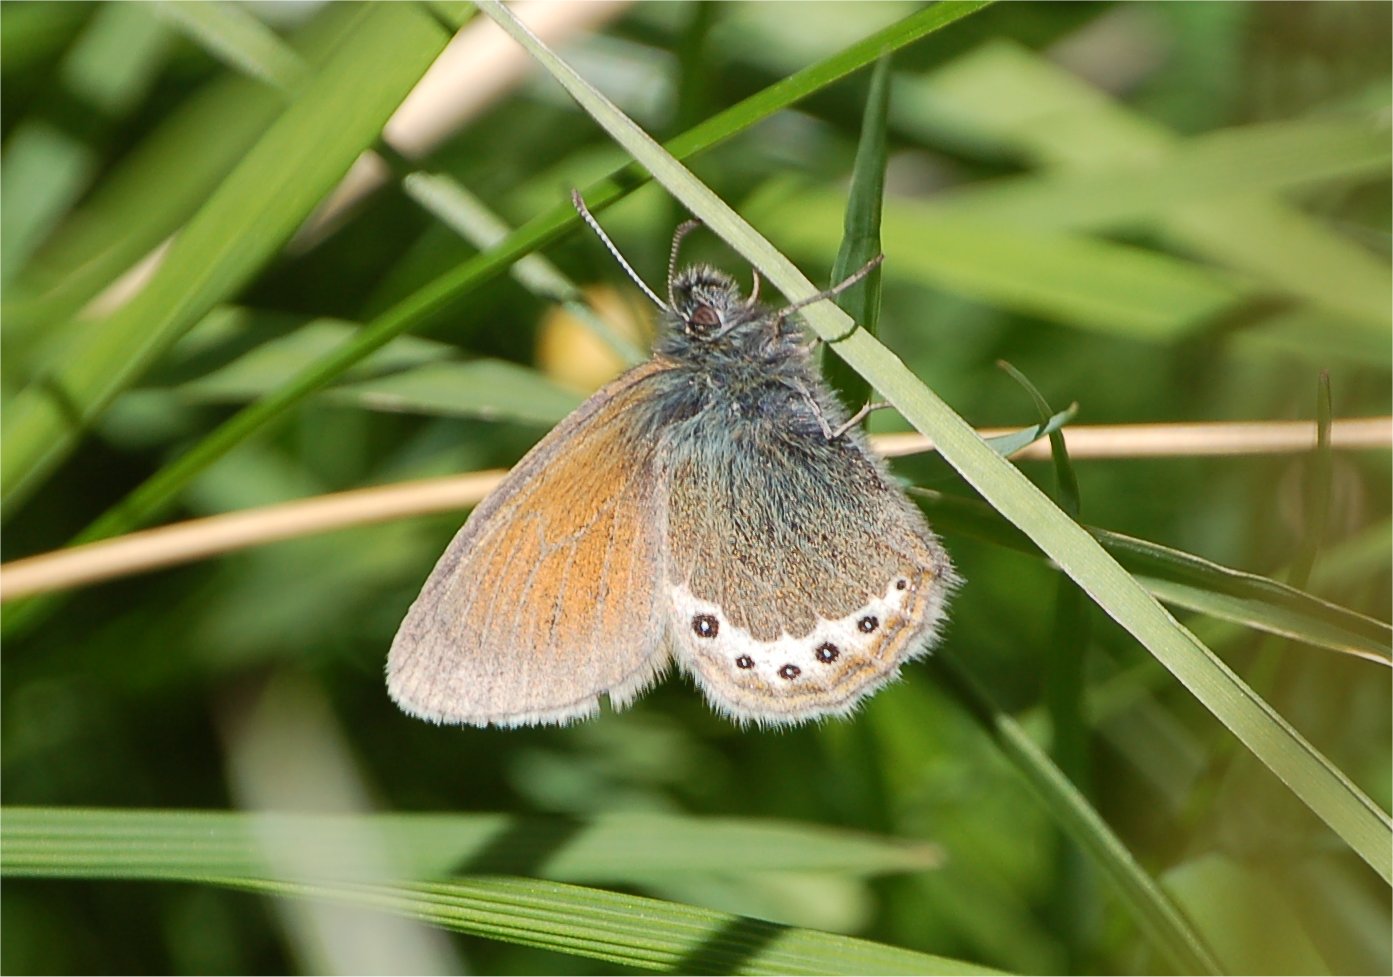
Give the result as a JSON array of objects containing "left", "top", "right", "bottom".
[{"left": 687, "top": 304, "right": 721, "bottom": 334}]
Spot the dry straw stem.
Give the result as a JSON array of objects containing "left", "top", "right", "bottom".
[
  {"left": 878, "top": 415, "right": 1392, "bottom": 459},
  {"left": 3, "top": 418, "right": 1388, "bottom": 602}
]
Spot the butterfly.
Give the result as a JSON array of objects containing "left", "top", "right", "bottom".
[{"left": 387, "top": 192, "right": 958, "bottom": 727}]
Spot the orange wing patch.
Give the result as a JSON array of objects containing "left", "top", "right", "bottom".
[{"left": 388, "top": 360, "right": 675, "bottom": 727}]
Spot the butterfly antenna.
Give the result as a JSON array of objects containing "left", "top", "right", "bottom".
[
  {"left": 774, "top": 254, "right": 884, "bottom": 321},
  {"left": 571, "top": 189, "right": 668, "bottom": 311},
  {"left": 746, "top": 268, "right": 762, "bottom": 308},
  {"left": 667, "top": 218, "right": 703, "bottom": 308}
]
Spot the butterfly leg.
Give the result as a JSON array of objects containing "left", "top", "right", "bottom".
[
  {"left": 788, "top": 383, "right": 838, "bottom": 440},
  {"left": 830, "top": 401, "right": 891, "bottom": 440},
  {"left": 793, "top": 386, "right": 890, "bottom": 442}
]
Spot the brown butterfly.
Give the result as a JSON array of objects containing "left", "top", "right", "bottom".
[{"left": 388, "top": 194, "right": 958, "bottom": 727}]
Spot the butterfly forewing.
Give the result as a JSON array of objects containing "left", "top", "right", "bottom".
[{"left": 388, "top": 360, "right": 675, "bottom": 727}]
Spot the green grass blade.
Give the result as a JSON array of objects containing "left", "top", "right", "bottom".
[
  {"left": 3, "top": 807, "right": 996, "bottom": 976},
  {"left": 0, "top": 807, "right": 942, "bottom": 881},
  {"left": 1290, "top": 374, "right": 1334, "bottom": 587},
  {"left": 995, "top": 362, "right": 1079, "bottom": 516},
  {"left": 325, "top": 361, "right": 584, "bottom": 425},
  {"left": 1135, "top": 577, "right": 1389, "bottom": 667},
  {"left": 979, "top": 405, "right": 1077, "bottom": 458},
  {"left": 1163, "top": 856, "right": 1333, "bottom": 974},
  {"left": 145, "top": 310, "right": 584, "bottom": 427},
  {"left": 152, "top": 0, "right": 306, "bottom": 91},
  {"left": 1, "top": 3, "right": 460, "bottom": 514},
  {"left": 0, "top": 4, "right": 170, "bottom": 288},
  {"left": 929, "top": 657, "right": 1221, "bottom": 974},
  {"left": 997, "top": 362, "right": 1094, "bottom": 966},
  {"left": 477, "top": 0, "right": 1393, "bottom": 883},
  {"left": 219, "top": 877, "right": 1005, "bottom": 976},
  {"left": 997, "top": 363, "right": 1090, "bottom": 775},
  {"left": 823, "top": 54, "right": 891, "bottom": 409},
  {"left": 151, "top": 310, "right": 455, "bottom": 394}
]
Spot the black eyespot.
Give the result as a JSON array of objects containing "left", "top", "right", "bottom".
[
  {"left": 815, "top": 642, "right": 840, "bottom": 663},
  {"left": 735, "top": 654, "right": 754, "bottom": 670},
  {"left": 778, "top": 664, "right": 801, "bottom": 680},
  {"left": 857, "top": 616, "right": 879, "bottom": 633},
  {"left": 693, "top": 614, "right": 719, "bottom": 638},
  {"left": 896, "top": 579, "right": 908, "bottom": 591}
]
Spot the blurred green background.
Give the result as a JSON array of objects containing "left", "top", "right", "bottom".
[{"left": 2, "top": 1, "right": 1389, "bottom": 974}]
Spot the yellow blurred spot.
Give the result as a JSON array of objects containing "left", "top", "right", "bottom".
[{"left": 536, "top": 285, "right": 650, "bottom": 393}]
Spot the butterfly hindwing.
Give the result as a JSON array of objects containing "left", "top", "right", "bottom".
[
  {"left": 661, "top": 422, "right": 956, "bottom": 725},
  {"left": 388, "top": 360, "right": 675, "bottom": 727}
]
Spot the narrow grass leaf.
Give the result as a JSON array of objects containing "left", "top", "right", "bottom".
[
  {"left": 152, "top": 0, "right": 306, "bottom": 91},
  {"left": 978, "top": 405, "right": 1076, "bottom": 458},
  {"left": 399, "top": 169, "right": 644, "bottom": 365},
  {"left": 823, "top": 54, "right": 891, "bottom": 409},
  {"left": 998, "top": 362, "right": 1090, "bottom": 776},
  {"left": 0, "top": 807, "right": 942, "bottom": 882},
  {"left": 0, "top": 4, "right": 170, "bottom": 287},
  {"left": 1163, "top": 856, "right": 1332, "bottom": 974},
  {"left": 1289, "top": 374, "right": 1334, "bottom": 587},
  {"left": 998, "top": 361, "right": 1094, "bottom": 964},
  {"left": 154, "top": 312, "right": 453, "bottom": 395},
  {"left": 326, "top": 361, "right": 583, "bottom": 425},
  {"left": 929, "top": 657, "right": 1222, "bottom": 975},
  {"left": 3, "top": 807, "right": 992, "bottom": 975},
  {"left": 1137, "top": 577, "right": 1389, "bottom": 667},
  {"left": 936, "top": 116, "right": 1392, "bottom": 238},
  {"left": 219, "top": 876, "right": 1005, "bottom": 976},
  {"left": 995, "top": 362, "right": 1078, "bottom": 515}
]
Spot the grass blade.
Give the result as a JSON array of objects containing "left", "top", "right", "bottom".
[
  {"left": 822, "top": 54, "right": 891, "bottom": 409},
  {"left": 0, "top": 807, "right": 942, "bottom": 881},
  {"left": 222, "top": 876, "right": 1005, "bottom": 976},
  {"left": 928, "top": 657, "right": 1222, "bottom": 975},
  {"left": 3, "top": 806, "right": 996, "bottom": 977},
  {"left": 152, "top": 0, "right": 306, "bottom": 91}
]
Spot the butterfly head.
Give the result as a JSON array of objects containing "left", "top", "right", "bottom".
[
  {"left": 670, "top": 265, "right": 750, "bottom": 334},
  {"left": 661, "top": 264, "right": 790, "bottom": 358}
]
